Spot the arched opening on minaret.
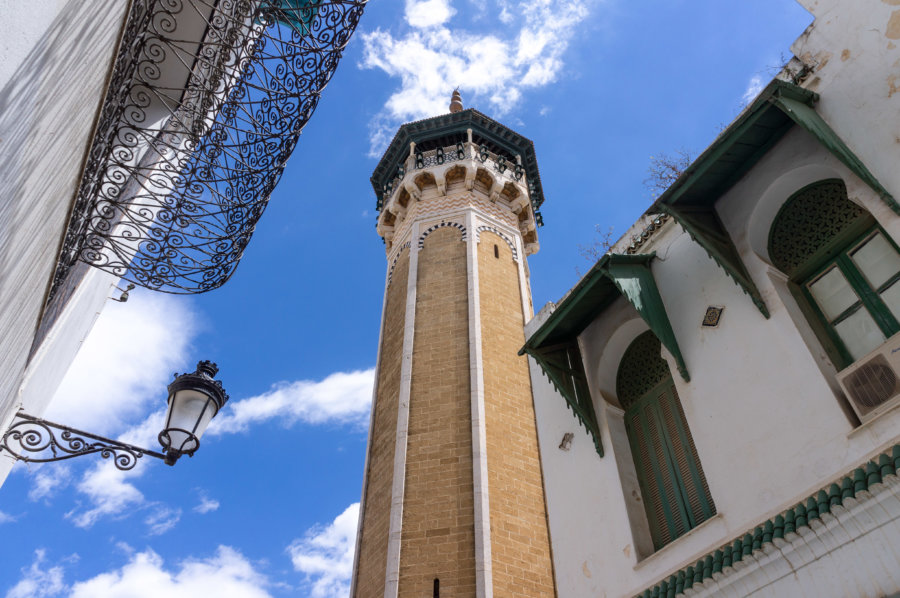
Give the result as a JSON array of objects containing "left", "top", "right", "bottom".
[
  {"left": 445, "top": 164, "right": 466, "bottom": 192},
  {"left": 414, "top": 171, "right": 436, "bottom": 192},
  {"left": 501, "top": 181, "right": 521, "bottom": 202},
  {"left": 474, "top": 168, "right": 494, "bottom": 195},
  {"left": 397, "top": 187, "right": 410, "bottom": 208}
]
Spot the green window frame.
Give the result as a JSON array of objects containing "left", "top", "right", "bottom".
[
  {"left": 618, "top": 332, "right": 715, "bottom": 551},
  {"left": 768, "top": 179, "right": 900, "bottom": 370},
  {"left": 799, "top": 229, "right": 900, "bottom": 367}
]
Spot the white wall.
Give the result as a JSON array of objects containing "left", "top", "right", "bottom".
[{"left": 0, "top": 1, "right": 129, "bottom": 460}]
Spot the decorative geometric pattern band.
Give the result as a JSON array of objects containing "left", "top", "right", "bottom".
[
  {"left": 417, "top": 221, "right": 467, "bottom": 248},
  {"left": 49, "top": 0, "right": 367, "bottom": 297}
]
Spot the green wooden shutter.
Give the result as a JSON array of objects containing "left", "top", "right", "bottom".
[
  {"left": 627, "top": 405, "right": 674, "bottom": 548},
  {"left": 626, "top": 379, "right": 715, "bottom": 550},
  {"left": 658, "top": 385, "right": 715, "bottom": 526}
]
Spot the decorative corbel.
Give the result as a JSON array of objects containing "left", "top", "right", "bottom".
[
  {"left": 404, "top": 181, "right": 422, "bottom": 202},
  {"left": 435, "top": 170, "right": 447, "bottom": 196},
  {"left": 464, "top": 166, "right": 476, "bottom": 191},
  {"left": 489, "top": 178, "right": 503, "bottom": 203}
]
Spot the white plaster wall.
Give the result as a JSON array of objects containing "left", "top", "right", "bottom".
[
  {"left": 790, "top": 0, "right": 900, "bottom": 215},
  {"left": 532, "top": 219, "right": 900, "bottom": 596},
  {"left": 0, "top": 1, "right": 129, "bottom": 475},
  {"left": 529, "top": 16, "right": 900, "bottom": 589},
  {"left": 525, "top": 308, "right": 611, "bottom": 598}
]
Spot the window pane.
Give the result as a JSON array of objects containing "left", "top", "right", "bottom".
[
  {"left": 880, "top": 280, "right": 900, "bottom": 322},
  {"left": 834, "top": 308, "right": 885, "bottom": 360},
  {"left": 851, "top": 232, "right": 900, "bottom": 289},
  {"left": 808, "top": 267, "right": 859, "bottom": 320}
]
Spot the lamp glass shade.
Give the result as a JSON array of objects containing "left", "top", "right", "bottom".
[{"left": 162, "top": 388, "right": 218, "bottom": 454}]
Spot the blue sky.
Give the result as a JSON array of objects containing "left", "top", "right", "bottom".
[{"left": 1, "top": 1, "right": 812, "bottom": 596}]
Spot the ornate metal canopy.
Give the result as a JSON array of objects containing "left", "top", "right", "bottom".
[{"left": 50, "top": 0, "right": 366, "bottom": 298}]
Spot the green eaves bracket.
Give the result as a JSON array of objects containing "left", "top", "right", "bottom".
[
  {"left": 658, "top": 203, "right": 770, "bottom": 319},
  {"left": 525, "top": 342, "right": 604, "bottom": 458},
  {"left": 521, "top": 253, "right": 692, "bottom": 458},
  {"left": 771, "top": 92, "right": 900, "bottom": 215},
  {"left": 604, "top": 254, "right": 690, "bottom": 382}
]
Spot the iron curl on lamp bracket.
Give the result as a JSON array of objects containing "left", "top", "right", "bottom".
[{"left": 0, "top": 413, "right": 167, "bottom": 471}]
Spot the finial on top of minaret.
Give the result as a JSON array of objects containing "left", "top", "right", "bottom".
[{"left": 449, "top": 88, "right": 463, "bottom": 113}]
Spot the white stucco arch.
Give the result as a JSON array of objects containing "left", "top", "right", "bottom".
[{"left": 593, "top": 316, "right": 650, "bottom": 410}]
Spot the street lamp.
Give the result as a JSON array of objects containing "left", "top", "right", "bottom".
[{"left": 0, "top": 361, "right": 228, "bottom": 470}]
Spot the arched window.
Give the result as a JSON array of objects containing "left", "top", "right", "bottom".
[
  {"left": 617, "top": 331, "right": 715, "bottom": 550},
  {"left": 769, "top": 179, "right": 900, "bottom": 367}
]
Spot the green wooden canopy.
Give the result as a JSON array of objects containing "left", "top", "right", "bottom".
[
  {"left": 520, "top": 253, "right": 688, "bottom": 457},
  {"left": 652, "top": 79, "right": 898, "bottom": 319}
]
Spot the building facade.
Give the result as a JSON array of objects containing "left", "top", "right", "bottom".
[
  {"left": 352, "top": 94, "right": 556, "bottom": 597},
  {"left": 521, "top": 1, "right": 900, "bottom": 596}
]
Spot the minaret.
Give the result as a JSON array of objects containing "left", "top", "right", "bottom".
[{"left": 351, "top": 92, "right": 555, "bottom": 598}]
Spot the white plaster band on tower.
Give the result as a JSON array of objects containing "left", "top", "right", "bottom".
[
  {"left": 466, "top": 209, "right": 494, "bottom": 598},
  {"left": 383, "top": 220, "right": 420, "bottom": 598}
]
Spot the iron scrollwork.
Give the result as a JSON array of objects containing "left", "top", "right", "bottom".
[
  {"left": 50, "top": 0, "right": 367, "bottom": 298},
  {"left": 1, "top": 413, "right": 166, "bottom": 471}
]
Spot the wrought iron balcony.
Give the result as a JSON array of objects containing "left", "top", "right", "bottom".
[{"left": 49, "top": 0, "right": 366, "bottom": 301}]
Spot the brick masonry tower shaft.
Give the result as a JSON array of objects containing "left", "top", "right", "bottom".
[{"left": 351, "top": 105, "right": 556, "bottom": 598}]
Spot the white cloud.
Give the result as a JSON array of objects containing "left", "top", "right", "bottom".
[
  {"left": 145, "top": 506, "right": 182, "bottom": 536},
  {"left": 211, "top": 369, "right": 374, "bottom": 434},
  {"left": 45, "top": 291, "right": 196, "bottom": 436},
  {"left": 66, "top": 460, "right": 146, "bottom": 529},
  {"left": 64, "top": 410, "right": 165, "bottom": 529},
  {"left": 361, "top": 0, "right": 594, "bottom": 154},
  {"left": 0, "top": 510, "right": 16, "bottom": 524},
  {"left": 288, "top": 503, "right": 359, "bottom": 598},
  {"left": 8, "top": 547, "right": 273, "bottom": 598},
  {"left": 742, "top": 74, "right": 765, "bottom": 105},
  {"left": 5, "top": 550, "right": 66, "bottom": 598},
  {"left": 405, "top": 0, "right": 455, "bottom": 28},
  {"left": 64, "top": 368, "right": 371, "bottom": 529},
  {"left": 68, "top": 547, "right": 272, "bottom": 598},
  {"left": 194, "top": 495, "right": 220, "bottom": 514},
  {"left": 27, "top": 466, "right": 71, "bottom": 503}
]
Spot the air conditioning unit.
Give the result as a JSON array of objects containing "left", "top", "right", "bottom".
[{"left": 837, "top": 334, "right": 900, "bottom": 422}]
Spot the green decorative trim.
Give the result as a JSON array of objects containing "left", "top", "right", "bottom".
[
  {"left": 526, "top": 341, "right": 603, "bottom": 457},
  {"left": 771, "top": 92, "right": 900, "bottom": 215},
  {"left": 606, "top": 255, "right": 690, "bottom": 381},
  {"left": 650, "top": 79, "right": 899, "bottom": 322},
  {"left": 634, "top": 444, "right": 900, "bottom": 598},
  {"left": 660, "top": 203, "right": 770, "bottom": 319},
  {"left": 521, "top": 254, "right": 690, "bottom": 458}
]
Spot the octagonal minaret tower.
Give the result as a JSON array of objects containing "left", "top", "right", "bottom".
[{"left": 351, "top": 92, "right": 555, "bottom": 598}]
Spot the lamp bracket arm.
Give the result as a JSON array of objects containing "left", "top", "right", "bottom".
[{"left": 0, "top": 412, "right": 167, "bottom": 471}]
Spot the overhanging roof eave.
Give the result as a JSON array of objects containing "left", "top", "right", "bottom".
[{"left": 520, "top": 253, "right": 655, "bottom": 355}]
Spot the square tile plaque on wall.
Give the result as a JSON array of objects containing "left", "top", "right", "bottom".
[{"left": 702, "top": 306, "right": 724, "bottom": 328}]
